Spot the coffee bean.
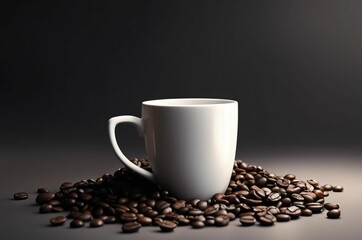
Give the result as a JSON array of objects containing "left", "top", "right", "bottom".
[
  {"left": 307, "top": 179, "right": 319, "bottom": 187},
  {"left": 122, "top": 221, "right": 141, "bottom": 233},
  {"left": 138, "top": 216, "right": 152, "bottom": 226},
  {"left": 77, "top": 213, "right": 92, "bottom": 222},
  {"left": 101, "top": 216, "right": 116, "bottom": 224},
  {"left": 291, "top": 193, "right": 304, "bottom": 202},
  {"left": 70, "top": 219, "right": 84, "bottom": 228},
  {"left": 327, "top": 209, "right": 341, "bottom": 219},
  {"left": 120, "top": 213, "right": 137, "bottom": 222},
  {"left": 36, "top": 193, "right": 55, "bottom": 205},
  {"left": 333, "top": 185, "right": 343, "bottom": 192},
  {"left": 176, "top": 217, "right": 190, "bottom": 226},
  {"left": 324, "top": 203, "right": 339, "bottom": 211},
  {"left": 52, "top": 206, "right": 65, "bottom": 212},
  {"left": 188, "top": 209, "right": 204, "bottom": 216},
  {"left": 314, "top": 190, "right": 324, "bottom": 199},
  {"left": 37, "top": 188, "right": 49, "bottom": 193},
  {"left": 259, "top": 214, "right": 276, "bottom": 226},
  {"left": 284, "top": 206, "right": 301, "bottom": 218},
  {"left": 196, "top": 201, "right": 208, "bottom": 210},
  {"left": 158, "top": 220, "right": 177, "bottom": 232},
  {"left": 239, "top": 215, "right": 256, "bottom": 226},
  {"left": 301, "top": 209, "right": 313, "bottom": 216},
  {"left": 191, "top": 220, "right": 205, "bottom": 229},
  {"left": 284, "top": 174, "right": 296, "bottom": 180},
  {"left": 50, "top": 216, "right": 67, "bottom": 226},
  {"left": 306, "top": 203, "right": 324, "bottom": 213},
  {"left": 90, "top": 219, "right": 103, "bottom": 227},
  {"left": 323, "top": 184, "right": 333, "bottom": 191},
  {"left": 276, "top": 214, "right": 291, "bottom": 222},
  {"left": 171, "top": 200, "right": 186, "bottom": 210},
  {"left": 39, "top": 204, "right": 52, "bottom": 213},
  {"left": 267, "top": 192, "right": 281, "bottom": 202},
  {"left": 215, "top": 215, "right": 229, "bottom": 226}
]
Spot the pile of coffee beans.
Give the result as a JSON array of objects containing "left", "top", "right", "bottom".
[{"left": 13, "top": 158, "right": 343, "bottom": 233}]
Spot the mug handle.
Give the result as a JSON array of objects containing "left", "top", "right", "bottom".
[{"left": 108, "top": 116, "right": 156, "bottom": 182}]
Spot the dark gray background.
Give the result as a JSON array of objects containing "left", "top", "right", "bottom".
[
  {"left": 1, "top": 1, "right": 362, "bottom": 239},
  {"left": 1, "top": 0, "right": 361, "bottom": 149}
]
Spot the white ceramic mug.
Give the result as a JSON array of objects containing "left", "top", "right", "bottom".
[{"left": 109, "top": 98, "right": 238, "bottom": 200}]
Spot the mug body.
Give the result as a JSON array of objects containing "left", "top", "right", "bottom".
[{"left": 142, "top": 98, "right": 238, "bottom": 200}]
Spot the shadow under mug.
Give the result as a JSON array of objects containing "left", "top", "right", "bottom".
[{"left": 109, "top": 98, "right": 238, "bottom": 200}]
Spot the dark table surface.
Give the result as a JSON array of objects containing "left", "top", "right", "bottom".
[{"left": 1, "top": 143, "right": 361, "bottom": 240}]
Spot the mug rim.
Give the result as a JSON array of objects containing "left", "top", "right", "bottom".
[{"left": 142, "top": 98, "right": 237, "bottom": 107}]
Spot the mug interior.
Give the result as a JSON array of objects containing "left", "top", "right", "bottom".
[{"left": 143, "top": 98, "right": 236, "bottom": 107}]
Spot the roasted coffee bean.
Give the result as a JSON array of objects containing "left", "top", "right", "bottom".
[
  {"left": 122, "top": 221, "right": 141, "bottom": 233},
  {"left": 138, "top": 216, "right": 152, "bottom": 226},
  {"left": 188, "top": 209, "right": 204, "bottom": 216},
  {"left": 172, "top": 200, "right": 186, "bottom": 210},
  {"left": 120, "top": 213, "right": 137, "bottom": 222},
  {"left": 324, "top": 203, "right": 339, "bottom": 211},
  {"left": 101, "top": 216, "right": 116, "bottom": 224},
  {"left": 39, "top": 204, "right": 52, "bottom": 213},
  {"left": 267, "top": 192, "right": 281, "bottom": 202},
  {"left": 239, "top": 215, "right": 256, "bottom": 226},
  {"left": 306, "top": 203, "right": 324, "bottom": 213},
  {"left": 327, "top": 209, "right": 341, "bottom": 219},
  {"left": 196, "top": 201, "right": 208, "bottom": 210},
  {"left": 259, "top": 214, "right": 276, "bottom": 226},
  {"left": 49, "top": 199, "right": 61, "bottom": 206},
  {"left": 204, "top": 206, "right": 218, "bottom": 216},
  {"left": 284, "top": 206, "right": 301, "bottom": 218},
  {"left": 191, "top": 220, "right": 205, "bottom": 229},
  {"left": 284, "top": 174, "right": 296, "bottom": 180},
  {"left": 36, "top": 193, "right": 55, "bottom": 204},
  {"left": 158, "top": 220, "right": 177, "bottom": 232},
  {"left": 227, "top": 212, "right": 236, "bottom": 220},
  {"left": 323, "top": 184, "right": 333, "bottom": 191},
  {"left": 301, "top": 209, "right": 313, "bottom": 216},
  {"left": 37, "top": 188, "right": 49, "bottom": 193},
  {"left": 77, "top": 213, "right": 92, "bottom": 222},
  {"left": 276, "top": 214, "right": 291, "bottom": 222},
  {"left": 215, "top": 215, "right": 229, "bottom": 226},
  {"left": 90, "top": 219, "right": 103, "bottom": 227},
  {"left": 333, "top": 185, "right": 343, "bottom": 192},
  {"left": 52, "top": 206, "right": 65, "bottom": 212},
  {"left": 176, "top": 217, "right": 190, "bottom": 226},
  {"left": 70, "top": 219, "right": 84, "bottom": 228},
  {"left": 307, "top": 179, "right": 319, "bottom": 187},
  {"left": 314, "top": 190, "right": 324, "bottom": 199},
  {"left": 50, "top": 216, "right": 67, "bottom": 226},
  {"left": 291, "top": 194, "right": 304, "bottom": 202},
  {"left": 205, "top": 219, "right": 215, "bottom": 226}
]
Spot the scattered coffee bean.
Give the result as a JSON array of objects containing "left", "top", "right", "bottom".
[
  {"left": 39, "top": 204, "right": 52, "bottom": 213},
  {"left": 158, "top": 220, "right": 177, "bottom": 232},
  {"left": 239, "top": 215, "right": 256, "bottom": 226},
  {"left": 89, "top": 219, "right": 103, "bottom": 227},
  {"left": 327, "top": 209, "right": 341, "bottom": 219},
  {"left": 333, "top": 185, "right": 343, "bottom": 192},
  {"left": 259, "top": 214, "right": 276, "bottom": 226},
  {"left": 122, "top": 221, "right": 141, "bottom": 233},
  {"left": 138, "top": 216, "right": 152, "bottom": 226},
  {"left": 13, "top": 192, "right": 28, "bottom": 200},
  {"left": 70, "top": 219, "right": 84, "bottom": 228},
  {"left": 215, "top": 215, "right": 229, "bottom": 226},
  {"left": 276, "top": 214, "right": 291, "bottom": 222},
  {"left": 37, "top": 188, "right": 49, "bottom": 193},
  {"left": 192, "top": 220, "right": 205, "bottom": 229},
  {"left": 322, "top": 184, "right": 333, "bottom": 191},
  {"left": 324, "top": 203, "right": 339, "bottom": 211},
  {"left": 50, "top": 216, "right": 67, "bottom": 226},
  {"left": 36, "top": 192, "right": 55, "bottom": 205},
  {"left": 301, "top": 208, "right": 313, "bottom": 216}
]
